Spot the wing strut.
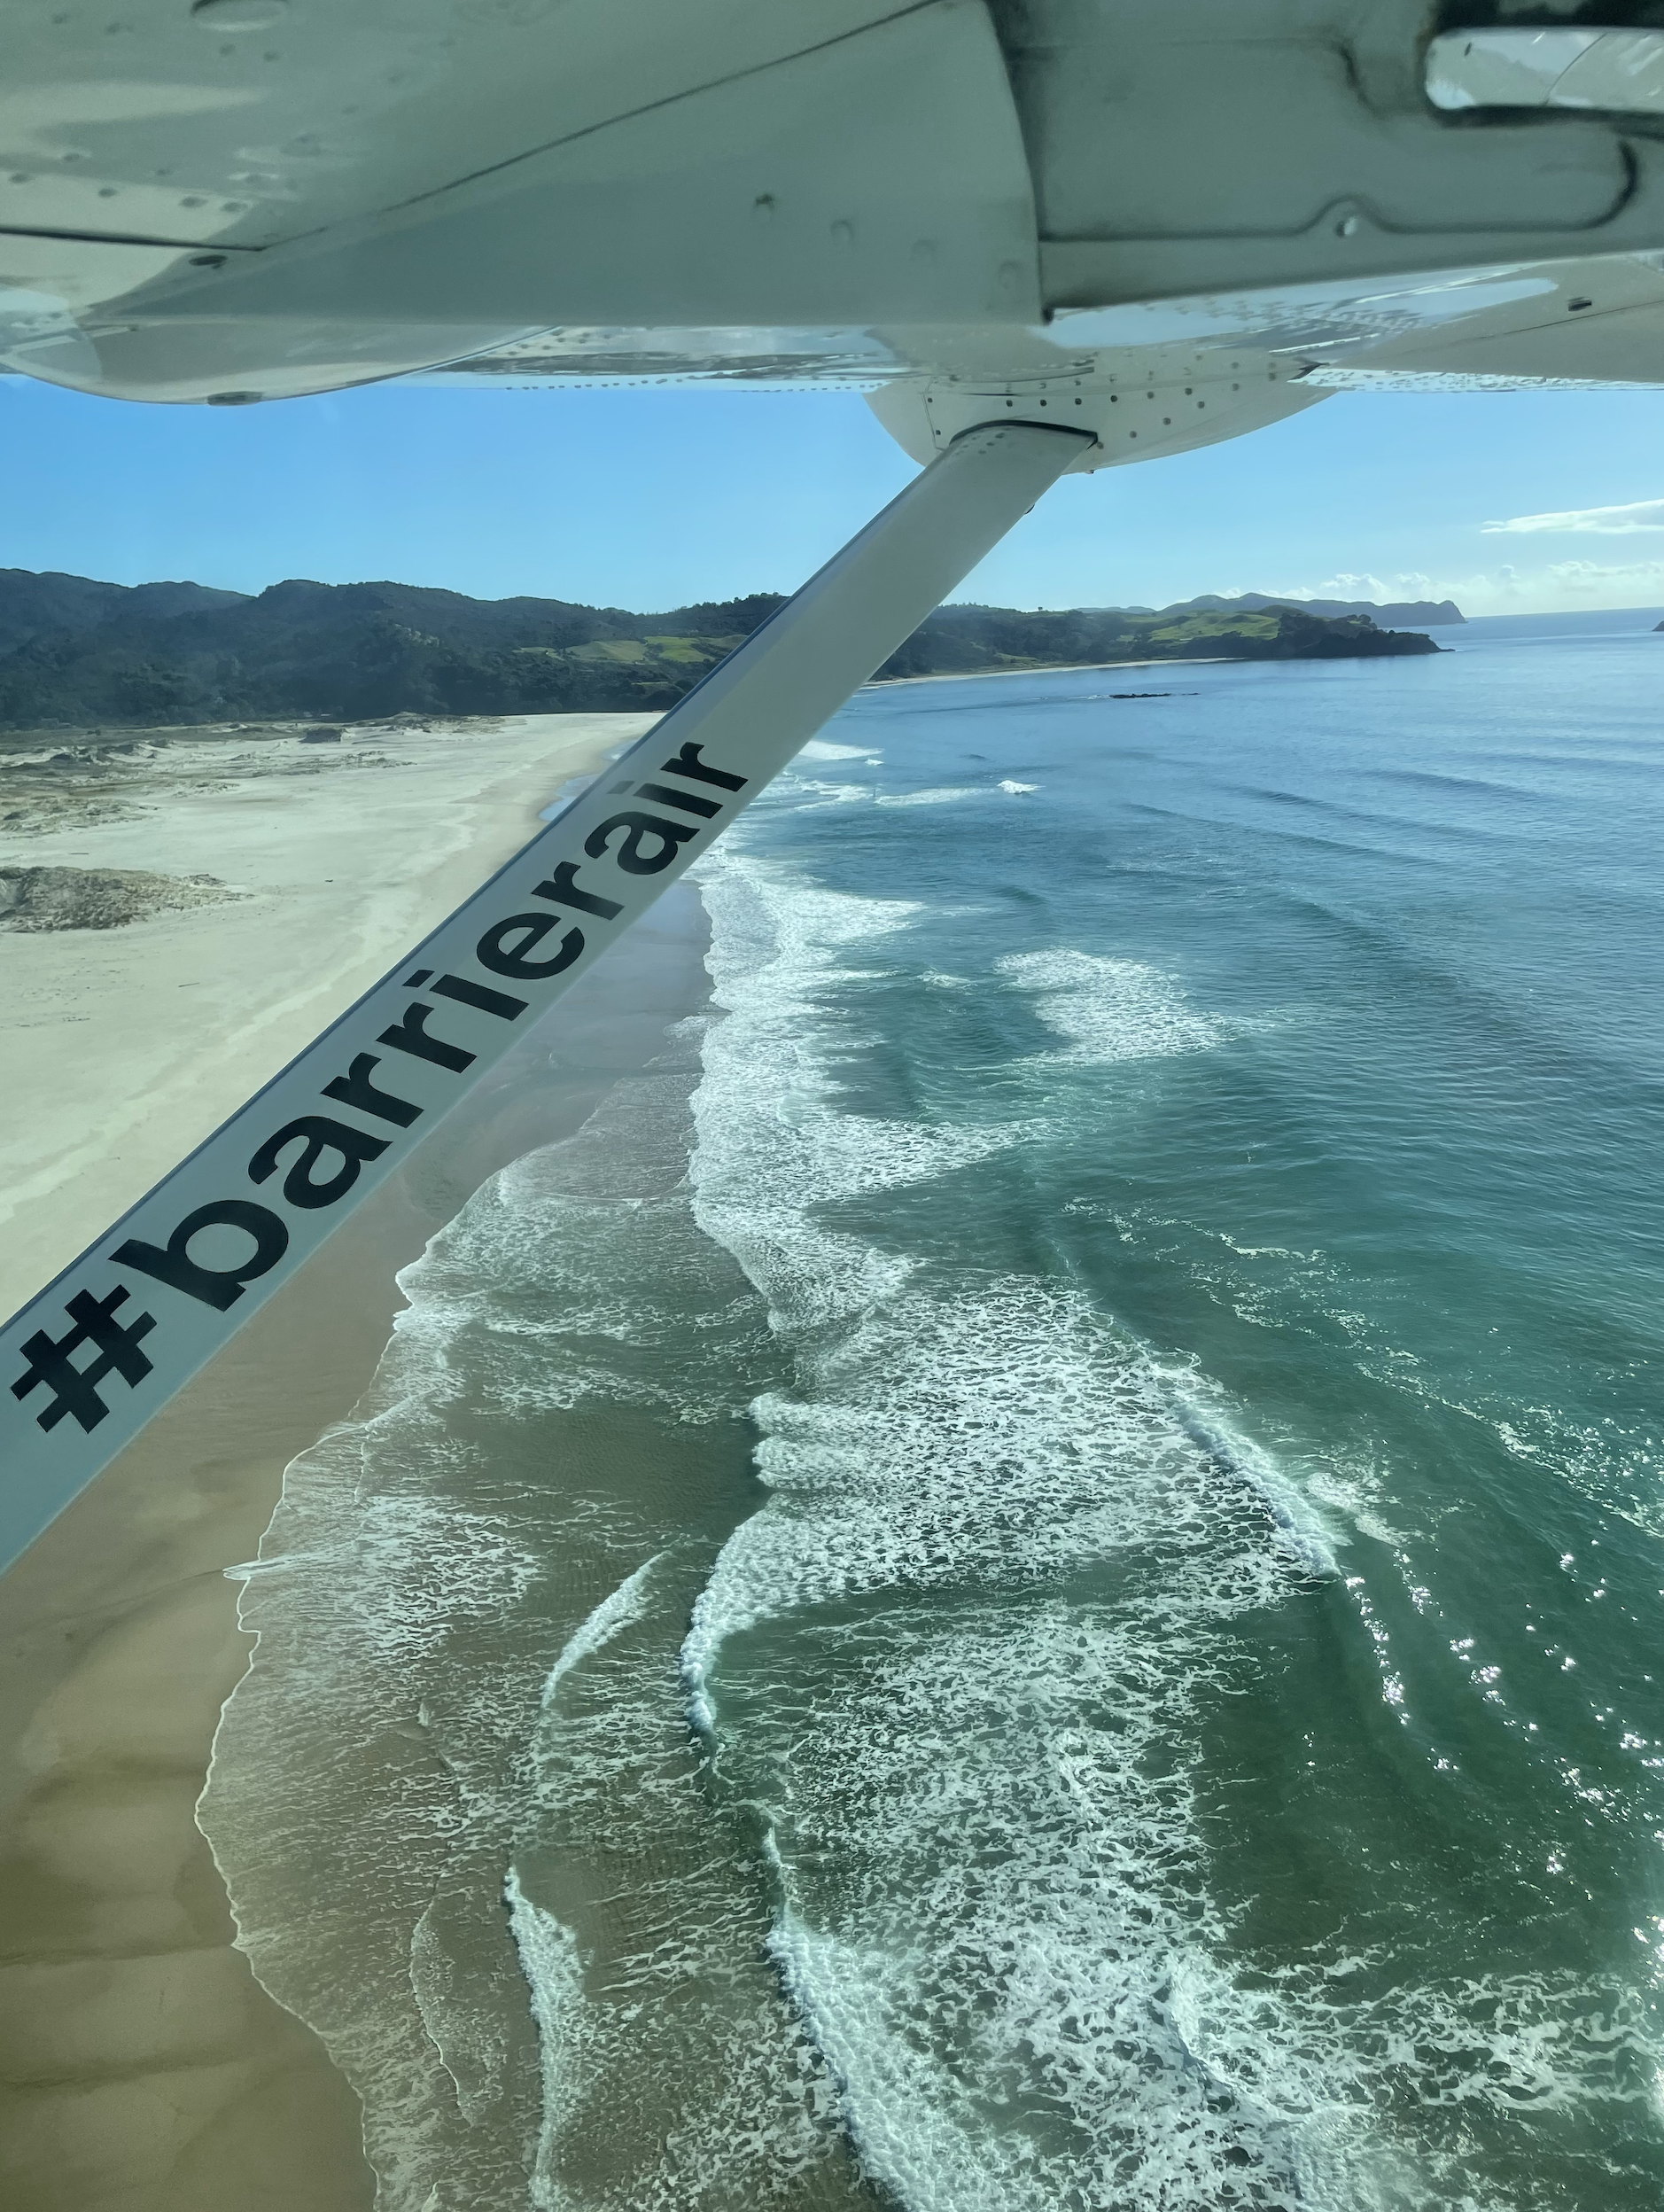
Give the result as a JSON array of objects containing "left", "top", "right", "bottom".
[{"left": 0, "top": 421, "right": 1091, "bottom": 1569}]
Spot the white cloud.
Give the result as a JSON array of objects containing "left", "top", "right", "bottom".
[
  {"left": 1481, "top": 496, "right": 1664, "bottom": 535},
  {"left": 1212, "top": 561, "right": 1664, "bottom": 616},
  {"left": 1542, "top": 558, "right": 1664, "bottom": 589},
  {"left": 1248, "top": 572, "right": 1448, "bottom": 604}
]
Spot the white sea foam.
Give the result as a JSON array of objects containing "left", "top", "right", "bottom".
[
  {"left": 999, "top": 779, "right": 1038, "bottom": 793},
  {"left": 686, "top": 854, "right": 1027, "bottom": 1336},
  {"left": 998, "top": 946, "right": 1241, "bottom": 1064},
  {"left": 774, "top": 767, "right": 993, "bottom": 814},
  {"left": 674, "top": 826, "right": 1660, "bottom": 2207},
  {"left": 679, "top": 838, "right": 1405, "bottom": 2200},
  {"left": 410, "top": 1889, "right": 512, "bottom": 2126},
  {"left": 199, "top": 1056, "right": 793, "bottom": 2212},
  {"left": 875, "top": 783, "right": 987, "bottom": 806},
  {"left": 759, "top": 1608, "right": 1652, "bottom": 2208},
  {"left": 1162, "top": 1372, "right": 1342, "bottom": 1578},
  {"left": 520, "top": 1546, "right": 853, "bottom": 2207},
  {"left": 539, "top": 1553, "right": 665, "bottom": 1708},
  {"left": 538, "top": 771, "right": 600, "bottom": 822},
  {"left": 769, "top": 1908, "right": 1055, "bottom": 2212},
  {"left": 507, "top": 1867, "right": 588, "bottom": 2211},
  {"left": 677, "top": 1274, "right": 1369, "bottom": 2199},
  {"left": 771, "top": 772, "right": 875, "bottom": 810}
]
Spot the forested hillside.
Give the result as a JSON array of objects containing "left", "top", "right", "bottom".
[{"left": 0, "top": 570, "right": 1438, "bottom": 730}]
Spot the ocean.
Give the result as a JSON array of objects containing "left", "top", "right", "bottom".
[{"left": 202, "top": 608, "right": 1664, "bottom": 2210}]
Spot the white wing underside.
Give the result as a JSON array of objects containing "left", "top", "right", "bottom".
[{"left": 4, "top": 0, "right": 1664, "bottom": 462}]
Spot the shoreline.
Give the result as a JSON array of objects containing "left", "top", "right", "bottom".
[
  {"left": 863, "top": 637, "right": 1446, "bottom": 689},
  {"left": 862, "top": 655, "right": 1233, "bottom": 687},
  {"left": 202, "top": 887, "right": 723, "bottom": 2204},
  {"left": 0, "top": 715, "right": 714, "bottom": 2210}
]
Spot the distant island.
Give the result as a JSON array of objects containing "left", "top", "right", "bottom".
[
  {"left": 0, "top": 568, "right": 1441, "bottom": 732},
  {"left": 1139, "top": 591, "right": 1466, "bottom": 627}
]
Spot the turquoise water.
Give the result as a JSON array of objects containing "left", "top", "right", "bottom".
[{"left": 206, "top": 611, "right": 1664, "bottom": 2209}]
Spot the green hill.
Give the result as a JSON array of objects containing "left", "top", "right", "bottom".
[
  {"left": 878, "top": 600, "right": 1440, "bottom": 681},
  {"left": 0, "top": 572, "right": 1439, "bottom": 733}
]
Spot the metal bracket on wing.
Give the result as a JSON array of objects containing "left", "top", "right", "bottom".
[{"left": 0, "top": 419, "right": 1092, "bottom": 1573}]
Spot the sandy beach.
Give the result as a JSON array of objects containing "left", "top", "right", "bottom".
[
  {"left": 1, "top": 713, "right": 655, "bottom": 1320},
  {"left": 0, "top": 712, "right": 719, "bottom": 2211},
  {"left": 867, "top": 655, "right": 1232, "bottom": 687}
]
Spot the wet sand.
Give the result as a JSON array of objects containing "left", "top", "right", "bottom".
[{"left": 0, "top": 715, "right": 711, "bottom": 2210}]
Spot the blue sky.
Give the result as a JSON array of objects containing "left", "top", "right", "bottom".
[{"left": 5, "top": 370, "right": 1664, "bottom": 616}]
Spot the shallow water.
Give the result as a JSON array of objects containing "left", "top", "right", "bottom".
[{"left": 205, "top": 609, "right": 1664, "bottom": 2208}]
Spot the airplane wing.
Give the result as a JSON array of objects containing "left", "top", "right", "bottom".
[{"left": 5, "top": 0, "right": 1664, "bottom": 451}]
